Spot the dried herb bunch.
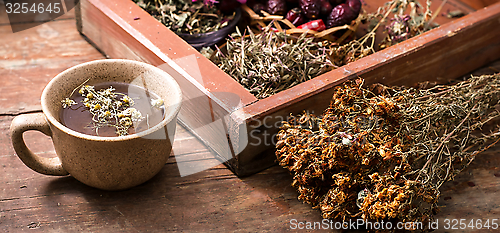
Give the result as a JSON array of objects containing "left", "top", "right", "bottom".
[
  {"left": 276, "top": 74, "right": 500, "bottom": 230},
  {"left": 213, "top": 0, "right": 444, "bottom": 99},
  {"left": 212, "top": 26, "right": 334, "bottom": 99},
  {"left": 132, "top": 0, "right": 236, "bottom": 34},
  {"left": 62, "top": 84, "right": 144, "bottom": 136}
]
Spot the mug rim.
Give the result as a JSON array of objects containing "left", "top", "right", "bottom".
[{"left": 41, "top": 59, "right": 182, "bottom": 141}]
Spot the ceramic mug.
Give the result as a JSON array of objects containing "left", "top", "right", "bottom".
[{"left": 10, "top": 59, "right": 182, "bottom": 190}]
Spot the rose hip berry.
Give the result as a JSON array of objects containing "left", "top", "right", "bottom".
[
  {"left": 326, "top": 0, "right": 360, "bottom": 28},
  {"left": 300, "top": 0, "right": 321, "bottom": 19},
  {"left": 319, "top": 0, "right": 333, "bottom": 16},
  {"left": 347, "top": 0, "right": 361, "bottom": 15},
  {"left": 267, "top": 0, "right": 288, "bottom": 15},
  {"left": 286, "top": 8, "right": 306, "bottom": 26}
]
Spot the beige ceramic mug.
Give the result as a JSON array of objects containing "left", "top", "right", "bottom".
[{"left": 10, "top": 59, "right": 182, "bottom": 190}]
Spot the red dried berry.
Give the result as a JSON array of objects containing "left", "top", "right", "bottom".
[
  {"left": 300, "top": 0, "right": 321, "bottom": 19},
  {"left": 319, "top": 0, "right": 333, "bottom": 16},
  {"left": 326, "top": 4, "right": 353, "bottom": 28},
  {"left": 286, "top": 8, "right": 307, "bottom": 26},
  {"left": 325, "top": 0, "right": 360, "bottom": 28},
  {"left": 347, "top": 0, "right": 361, "bottom": 15},
  {"left": 266, "top": 0, "right": 287, "bottom": 15}
]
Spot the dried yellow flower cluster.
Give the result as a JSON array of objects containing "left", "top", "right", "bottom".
[
  {"left": 62, "top": 84, "right": 144, "bottom": 136},
  {"left": 277, "top": 74, "right": 500, "bottom": 231}
]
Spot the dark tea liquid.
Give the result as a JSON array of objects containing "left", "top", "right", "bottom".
[{"left": 60, "top": 82, "right": 165, "bottom": 137}]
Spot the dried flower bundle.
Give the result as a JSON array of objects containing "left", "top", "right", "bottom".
[{"left": 276, "top": 74, "right": 500, "bottom": 230}]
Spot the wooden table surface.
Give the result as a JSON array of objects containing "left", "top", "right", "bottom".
[{"left": 1, "top": 5, "right": 500, "bottom": 233}]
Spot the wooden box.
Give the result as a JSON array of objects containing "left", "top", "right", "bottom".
[{"left": 76, "top": 0, "right": 500, "bottom": 176}]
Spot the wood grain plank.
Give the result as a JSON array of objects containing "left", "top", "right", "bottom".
[
  {"left": 1, "top": 1, "right": 499, "bottom": 232},
  {"left": 0, "top": 0, "right": 9, "bottom": 26},
  {"left": 0, "top": 0, "right": 76, "bottom": 26},
  {"left": 0, "top": 19, "right": 104, "bottom": 114},
  {"left": 435, "top": 148, "right": 500, "bottom": 230}
]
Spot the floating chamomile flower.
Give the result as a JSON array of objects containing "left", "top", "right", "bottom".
[{"left": 150, "top": 98, "right": 164, "bottom": 108}]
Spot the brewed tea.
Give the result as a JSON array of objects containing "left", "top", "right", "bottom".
[{"left": 60, "top": 82, "right": 165, "bottom": 137}]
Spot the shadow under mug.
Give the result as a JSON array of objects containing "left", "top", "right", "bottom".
[{"left": 10, "top": 59, "right": 182, "bottom": 190}]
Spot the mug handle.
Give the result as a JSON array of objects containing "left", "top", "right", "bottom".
[{"left": 10, "top": 113, "right": 69, "bottom": 176}]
